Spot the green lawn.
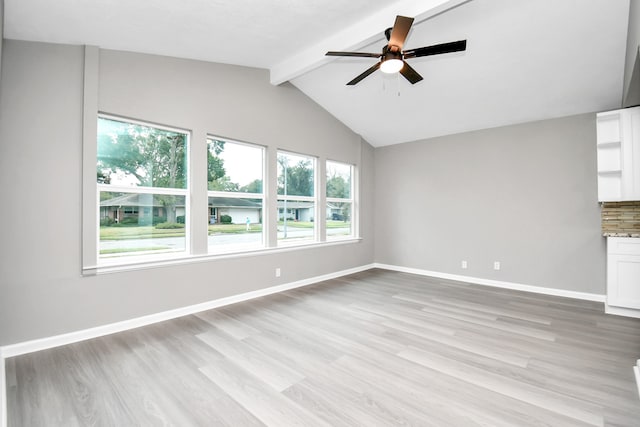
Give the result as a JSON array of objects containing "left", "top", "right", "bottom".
[
  {"left": 100, "top": 226, "right": 185, "bottom": 240},
  {"left": 278, "top": 221, "right": 313, "bottom": 229},
  {"left": 101, "top": 221, "right": 350, "bottom": 240},
  {"left": 208, "top": 224, "right": 263, "bottom": 234},
  {"left": 327, "top": 220, "right": 351, "bottom": 229}
]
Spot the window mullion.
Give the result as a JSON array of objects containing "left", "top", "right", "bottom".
[{"left": 98, "top": 185, "right": 188, "bottom": 196}]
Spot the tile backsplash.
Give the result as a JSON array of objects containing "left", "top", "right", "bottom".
[{"left": 601, "top": 201, "right": 640, "bottom": 236}]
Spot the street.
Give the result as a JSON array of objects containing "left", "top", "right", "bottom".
[{"left": 100, "top": 225, "right": 351, "bottom": 256}]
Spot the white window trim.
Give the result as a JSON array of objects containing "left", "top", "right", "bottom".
[
  {"left": 206, "top": 137, "right": 267, "bottom": 254},
  {"left": 276, "top": 150, "right": 319, "bottom": 245},
  {"left": 326, "top": 161, "right": 355, "bottom": 240},
  {"left": 93, "top": 237, "right": 363, "bottom": 275},
  {"left": 88, "top": 113, "right": 191, "bottom": 271},
  {"left": 83, "top": 112, "right": 360, "bottom": 274},
  {"left": 98, "top": 185, "right": 189, "bottom": 196}
]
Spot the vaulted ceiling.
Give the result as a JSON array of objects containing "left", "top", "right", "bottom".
[{"left": 3, "top": 0, "right": 631, "bottom": 146}]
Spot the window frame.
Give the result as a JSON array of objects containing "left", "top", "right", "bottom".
[
  {"left": 95, "top": 113, "right": 191, "bottom": 266},
  {"left": 83, "top": 114, "right": 360, "bottom": 275},
  {"left": 206, "top": 136, "right": 266, "bottom": 254},
  {"left": 326, "top": 160, "right": 355, "bottom": 240},
  {"left": 276, "top": 150, "right": 318, "bottom": 245}
]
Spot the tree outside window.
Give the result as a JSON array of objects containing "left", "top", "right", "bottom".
[
  {"left": 97, "top": 116, "right": 189, "bottom": 259},
  {"left": 207, "top": 138, "right": 265, "bottom": 254},
  {"left": 277, "top": 151, "right": 316, "bottom": 243},
  {"left": 90, "top": 115, "right": 356, "bottom": 270},
  {"left": 326, "top": 160, "right": 353, "bottom": 239}
]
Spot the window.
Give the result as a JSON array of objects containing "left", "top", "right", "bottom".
[
  {"left": 87, "top": 114, "right": 358, "bottom": 272},
  {"left": 123, "top": 206, "right": 139, "bottom": 215},
  {"left": 277, "top": 151, "right": 316, "bottom": 244},
  {"left": 97, "top": 115, "right": 189, "bottom": 260},
  {"left": 326, "top": 160, "right": 354, "bottom": 240},
  {"left": 207, "top": 138, "right": 265, "bottom": 253}
]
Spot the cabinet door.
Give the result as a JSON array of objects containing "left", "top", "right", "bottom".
[
  {"left": 607, "top": 253, "right": 640, "bottom": 309},
  {"left": 628, "top": 107, "right": 640, "bottom": 199}
]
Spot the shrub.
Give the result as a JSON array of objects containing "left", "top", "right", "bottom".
[
  {"left": 155, "top": 222, "right": 185, "bottom": 229},
  {"left": 120, "top": 216, "right": 139, "bottom": 225},
  {"left": 100, "top": 217, "right": 115, "bottom": 226},
  {"left": 153, "top": 216, "right": 167, "bottom": 225},
  {"left": 220, "top": 214, "right": 232, "bottom": 224},
  {"left": 176, "top": 215, "right": 185, "bottom": 224}
]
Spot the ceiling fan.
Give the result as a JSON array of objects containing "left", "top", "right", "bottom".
[{"left": 326, "top": 15, "right": 467, "bottom": 86}]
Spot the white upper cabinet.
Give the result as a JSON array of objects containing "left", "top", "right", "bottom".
[{"left": 597, "top": 106, "right": 640, "bottom": 201}]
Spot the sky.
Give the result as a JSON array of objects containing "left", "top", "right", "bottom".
[{"left": 214, "top": 140, "right": 263, "bottom": 187}]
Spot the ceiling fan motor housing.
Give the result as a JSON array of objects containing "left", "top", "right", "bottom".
[{"left": 382, "top": 45, "right": 402, "bottom": 62}]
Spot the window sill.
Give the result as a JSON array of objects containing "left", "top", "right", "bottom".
[{"left": 83, "top": 237, "right": 363, "bottom": 276}]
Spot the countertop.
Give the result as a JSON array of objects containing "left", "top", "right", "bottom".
[{"left": 603, "top": 233, "right": 640, "bottom": 238}]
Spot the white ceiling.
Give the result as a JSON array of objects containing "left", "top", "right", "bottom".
[{"left": 3, "top": 0, "right": 631, "bottom": 146}]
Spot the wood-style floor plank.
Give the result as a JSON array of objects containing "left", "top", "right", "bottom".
[{"left": 5, "top": 269, "right": 640, "bottom": 426}]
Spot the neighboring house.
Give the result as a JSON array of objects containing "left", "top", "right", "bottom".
[
  {"left": 209, "top": 197, "right": 262, "bottom": 225},
  {"left": 99, "top": 193, "right": 181, "bottom": 223},
  {"left": 326, "top": 203, "right": 348, "bottom": 221},
  {"left": 277, "top": 201, "right": 314, "bottom": 222},
  {"left": 101, "top": 194, "right": 263, "bottom": 225}
]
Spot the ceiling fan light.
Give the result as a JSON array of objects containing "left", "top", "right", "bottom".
[{"left": 380, "top": 58, "right": 403, "bottom": 74}]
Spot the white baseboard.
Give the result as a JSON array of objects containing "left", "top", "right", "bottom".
[
  {"left": 0, "top": 263, "right": 605, "bottom": 359},
  {"left": 0, "top": 357, "right": 5, "bottom": 427},
  {"left": 0, "top": 262, "right": 613, "bottom": 426},
  {"left": 605, "top": 304, "right": 640, "bottom": 318},
  {"left": 0, "top": 263, "right": 375, "bottom": 427},
  {"left": 635, "top": 361, "right": 640, "bottom": 401},
  {"left": 373, "top": 263, "right": 606, "bottom": 303},
  {"left": 0, "top": 263, "right": 375, "bottom": 360}
]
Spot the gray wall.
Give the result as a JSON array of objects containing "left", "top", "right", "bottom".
[
  {"left": 374, "top": 113, "right": 605, "bottom": 294},
  {"left": 624, "top": 0, "right": 640, "bottom": 106},
  {"left": 0, "top": 37, "right": 616, "bottom": 345},
  {"left": 0, "top": 40, "right": 374, "bottom": 346},
  {"left": 0, "top": 0, "right": 3, "bottom": 76}
]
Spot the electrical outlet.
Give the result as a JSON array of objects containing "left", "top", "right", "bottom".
[
  {"left": 494, "top": 261, "right": 500, "bottom": 270},
  {"left": 275, "top": 268, "right": 281, "bottom": 277},
  {"left": 461, "top": 260, "right": 468, "bottom": 269}
]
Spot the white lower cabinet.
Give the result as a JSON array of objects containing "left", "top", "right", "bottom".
[{"left": 606, "top": 237, "right": 640, "bottom": 317}]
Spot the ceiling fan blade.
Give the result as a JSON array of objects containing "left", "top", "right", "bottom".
[
  {"left": 326, "top": 51, "right": 381, "bottom": 58},
  {"left": 399, "top": 61, "right": 423, "bottom": 84},
  {"left": 388, "top": 15, "right": 414, "bottom": 50},
  {"left": 346, "top": 62, "right": 381, "bottom": 85},
  {"left": 403, "top": 40, "right": 467, "bottom": 59}
]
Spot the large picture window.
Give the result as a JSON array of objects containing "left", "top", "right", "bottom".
[
  {"left": 87, "top": 114, "right": 358, "bottom": 272},
  {"left": 207, "top": 138, "right": 265, "bottom": 253},
  {"left": 277, "top": 151, "right": 317, "bottom": 244},
  {"left": 97, "top": 115, "right": 189, "bottom": 260},
  {"left": 326, "top": 160, "right": 354, "bottom": 240}
]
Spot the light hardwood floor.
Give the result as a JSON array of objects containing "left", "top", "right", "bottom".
[{"left": 6, "top": 269, "right": 640, "bottom": 426}]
